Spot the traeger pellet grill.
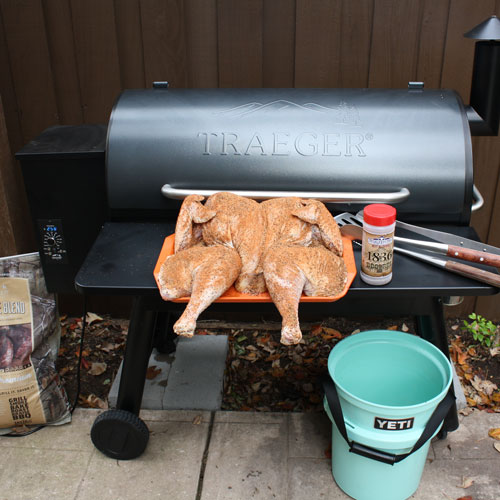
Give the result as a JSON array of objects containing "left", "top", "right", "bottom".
[{"left": 17, "top": 17, "right": 500, "bottom": 459}]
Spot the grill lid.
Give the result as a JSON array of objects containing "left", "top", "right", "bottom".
[{"left": 106, "top": 88, "right": 473, "bottom": 223}]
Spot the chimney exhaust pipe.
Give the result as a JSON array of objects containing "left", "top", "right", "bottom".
[{"left": 465, "top": 15, "right": 500, "bottom": 136}]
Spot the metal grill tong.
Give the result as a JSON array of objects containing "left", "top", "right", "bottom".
[{"left": 334, "top": 213, "right": 500, "bottom": 287}]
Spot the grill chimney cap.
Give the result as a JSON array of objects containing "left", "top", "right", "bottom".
[{"left": 464, "top": 15, "right": 500, "bottom": 40}]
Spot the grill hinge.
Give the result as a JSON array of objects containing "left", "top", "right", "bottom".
[{"left": 408, "top": 81, "right": 424, "bottom": 90}]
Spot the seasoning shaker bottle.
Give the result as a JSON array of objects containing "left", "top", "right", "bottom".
[{"left": 360, "top": 204, "right": 397, "bottom": 285}]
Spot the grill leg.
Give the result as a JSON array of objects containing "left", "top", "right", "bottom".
[
  {"left": 415, "top": 297, "right": 459, "bottom": 434},
  {"left": 116, "top": 295, "right": 156, "bottom": 415},
  {"left": 152, "top": 311, "right": 178, "bottom": 354}
]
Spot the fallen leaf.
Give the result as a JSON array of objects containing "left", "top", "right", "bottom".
[
  {"left": 266, "top": 353, "right": 280, "bottom": 362},
  {"left": 88, "top": 361, "right": 107, "bottom": 376},
  {"left": 401, "top": 323, "right": 409, "bottom": 332},
  {"left": 488, "top": 428, "right": 500, "bottom": 440},
  {"left": 471, "top": 376, "right": 498, "bottom": 396},
  {"left": 251, "top": 382, "right": 261, "bottom": 391},
  {"left": 192, "top": 415, "right": 202, "bottom": 425},
  {"left": 146, "top": 365, "right": 162, "bottom": 380},
  {"left": 456, "top": 496, "right": 473, "bottom": 500},
  {"left": 490, "top": 346, "right": 500, "bottom": 357},
  {"left": 86, "top": 312, "right": 103, "bottom": 325},
  {"left": 100, "top": 341, "right": 122, "bottom": 352},
  {"left": 387, "top": 325, "right": 398, "bottom": 331},
  {"left": 457, "top": 476, "right": 474, "bottom": 489},
  {"left": 492, "top": 392, "right": 500, "bottom": 403},
  {"left": 324, "top": 443, "right": 332, "bottom": 459},
  {"left": 80, "top": 357, "right": 90, "bottom": 370},
  {"left": 494, "top": 442, "right": 500, "bottom": 453},
  {"left": 350, "top": 329, "right": 361, "bottom": 335},
  {"left": 322, "top": 327, "right": 343, "bottom": 339},
  {"left": 310, "top": 325, "right": 323, "bottom": 336},
  {"left": 79, "top": 394, "right": 108, "bottom": 409}
]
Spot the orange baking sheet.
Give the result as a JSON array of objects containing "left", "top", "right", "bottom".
[{"left": 153, "top": 235, "right": 357, "bottom": 303}]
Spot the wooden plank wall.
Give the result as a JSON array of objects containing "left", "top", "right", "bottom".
[{"left": 1, "top": 0, "right": 500, "bottom": 318}]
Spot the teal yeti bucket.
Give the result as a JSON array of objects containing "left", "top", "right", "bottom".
[{"left": 323, "top": 330, "right": 453, "bottom": 500}]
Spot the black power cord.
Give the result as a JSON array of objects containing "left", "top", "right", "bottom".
[{"left": 70, "top": 295, "right": 88, "bottom": 413}]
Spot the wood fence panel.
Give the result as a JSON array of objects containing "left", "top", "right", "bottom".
[
  {"left": 441, "top": 0, "right": 499, "bottom": 318},
  {"left": 0, "top": 0, "right": 59, "bottom": 142},
  {"left": 474, "top": 0, "right": 500, "bottom": 320},
  {"left": 295, "top": 0, "right": 342, "bottom": 88},
  {"left": 0, "top": 96, "right": 34, "bottom": 255},
  {"left": 185, "top": 0, "right": 218, "bottom": 88},
  {"left": 339, "top": 0, "right": 374, "bottom": 88},
  {"left": 140, "top": 0, "right": 187, "bottom": 88},
  {"left": 43, "top": 0, "right": 83, "bottom": 124},
  {"left": 0, "top": 96, "right": 17, "bottom": 256},
  {"left": 218, "top": 0, "right": 263, "bottom": 88},
  {"left": 368, "top": 0, "right": 422, "bottom": 88},
  {"left": 262, "top": 0, "right": 295, "bottom": 87},
  {"left": 440, "top": 0, "right": 494, "bottom": 100},
  {"left": 114, "top": 0, "right": 146, "bottom": 90},
  {"left": 415, "top": 0, "right": 450, "bottom": 88},
  {"left": 0, "top": 10, "right": 23, "bottom": 154},
  {"left": 70, "top": 0, "right": 122, "bottom": 123}
]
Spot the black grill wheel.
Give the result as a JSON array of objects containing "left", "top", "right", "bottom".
[{"left": 91, "top": 409, "right": 149, "bottom": 460}]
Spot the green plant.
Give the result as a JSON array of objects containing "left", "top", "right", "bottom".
[{"left": 461, "top": 313, "right": 499, "bottom": 349}]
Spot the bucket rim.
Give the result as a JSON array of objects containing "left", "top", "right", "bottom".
[{"left": 328, "top": 330, "right": 453, "bottom": 411}]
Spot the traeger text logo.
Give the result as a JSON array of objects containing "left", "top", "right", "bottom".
[
  {"left": 197, "top": 132, "right": 368, "bottom": 157},
  {"left": 197, "top": 99, "right": 370, "bottom": 157}
]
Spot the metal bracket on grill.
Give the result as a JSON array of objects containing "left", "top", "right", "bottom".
[
  {"left": 471, "top": 185, "right": 484, "bottom": 212},
  {"left": 161, "top": 184, "right": 410, "bottom": 204}
]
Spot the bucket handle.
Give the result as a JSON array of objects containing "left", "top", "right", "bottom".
[{"left": 323, "top": 378, "right": 455, "bottom": 466}]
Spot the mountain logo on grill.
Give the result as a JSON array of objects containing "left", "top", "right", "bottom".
[{"left": 215, "top": 99, "right": 360, "bottom": 126}]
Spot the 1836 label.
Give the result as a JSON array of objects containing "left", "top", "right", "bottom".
[{"left": 361, "top": 231, "right": 394, "bottom": 277}]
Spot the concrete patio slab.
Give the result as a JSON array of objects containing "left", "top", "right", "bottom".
[
  {"left": 162, "top": 335, "right": 228, "bottom": 411},
  {"left": 201, "top": 413, "right": 288, "bottom": 500},
  {"left": 0, "top": 447, "right": 92, "bottom": 500},
  {"left": 76, "top": 414, "right": 209, "bottom": 500}
]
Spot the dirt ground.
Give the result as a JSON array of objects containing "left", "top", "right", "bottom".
[{"left": 56, "top": 313, "right": 500, "bottom": 414}]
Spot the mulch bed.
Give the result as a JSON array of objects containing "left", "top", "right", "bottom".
[{"left": 55, "top": 313, "right": 500, "bottom": 413}]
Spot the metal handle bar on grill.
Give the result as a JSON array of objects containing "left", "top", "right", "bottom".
[
  {"left": 162, "top": 184, "right": 483, "bottom": 211},
  {"left": 161, "top": 185, "right": 410, "bottom": 204}
]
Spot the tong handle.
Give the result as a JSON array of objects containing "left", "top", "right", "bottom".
[
  {"left": 447, "top": 245, "right": 500, "bottom": 268},
  {"left": 445, "top": 261, "right": 500, "bottom": 287}
]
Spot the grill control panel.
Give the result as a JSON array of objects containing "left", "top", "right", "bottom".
[{"left": 38, "top": 219, "right": 67, "bottom": 263}]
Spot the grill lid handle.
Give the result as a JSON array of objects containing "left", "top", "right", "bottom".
[
  {"left": 161, "top": 184, "right": 410, "bottom": 204},
  {"left": 471, "top": 185, "right": 484, "bottom": 212}
]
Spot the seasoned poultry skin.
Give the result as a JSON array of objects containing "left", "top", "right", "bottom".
[
  {"left": 263, "top": 245, "right": 347, "bottom": 345},
  {"left": 158, "top": 245, "right": 241, "bottom": 337},
  {"left": 261, "top": 198, "right": 346, "bottom": 344}
]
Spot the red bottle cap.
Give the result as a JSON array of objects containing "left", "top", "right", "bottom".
[{"left": 363, "top": 204, "right": 396, "bottom": 226}]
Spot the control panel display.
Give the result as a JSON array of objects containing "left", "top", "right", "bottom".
[{"left": 38, "top": 219, "right": 68, "bottom": 263}]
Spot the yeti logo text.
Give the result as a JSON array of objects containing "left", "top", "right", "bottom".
[
  {"left": 197, "top": 132, "right": 367, "bottom": 157},
  {"left": 374, "top": 417, "right": 414, "bottom": 430}
]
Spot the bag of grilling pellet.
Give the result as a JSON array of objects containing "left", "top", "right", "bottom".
[{"left": 0, "top": 252, "right": 71, "bottom": 434}]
